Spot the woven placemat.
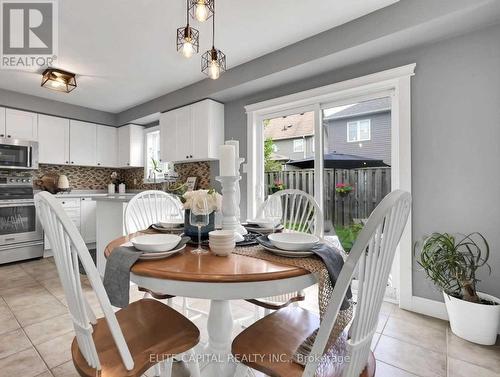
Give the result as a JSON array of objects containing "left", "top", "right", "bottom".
[{"left": 233, "top": 244, "right": 353, "bottom": 364}]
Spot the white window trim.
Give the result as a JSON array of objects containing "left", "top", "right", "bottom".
[
  {"left": 293, "top": 138, "right": 304, "bottom": 152},
  {"left": 246, "top": 63, "right": 418, "bottom": 315},
  {"left": 347, "top": 119, "right": 371, "bottom": 142},
  {"left": 143, "top": 126, "right": 161, "bottom": 183}
]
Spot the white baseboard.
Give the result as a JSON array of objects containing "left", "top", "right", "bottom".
[
  {"left": 408, "top": 296, "right": 448, "bottom": 321},
  {"left": 407, "top": 296, "right": 500, "bottom": 335}
]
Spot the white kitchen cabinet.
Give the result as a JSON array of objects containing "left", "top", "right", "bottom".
[
  {"left": 190, "top": 100, "right": 224, "bottom": 160},
  {"left": 118, "top": 124, "right": 144, "bottom": 167},
  {"left": 4, "top": 109, "right": 38, "bottom": 140},
  {"left": 38, "top": 114, "right": 70, "bottom": 165},
  {"left": 160, "top": 99, "right": 224, "bottom": 163},
  {"left": 160, "top": 106, "right": 191, "bottom": 162},
  {"left": 0, "top": 107, "right": 5, "bottom": 137},
  {"left": 96, "top": 125, "right": 118, "bottom": 167},
  {"left": 80, "top": 197, "right": 97, "bottom": 244},
  {"left": 70, "top": 120, "right": 97, "bottom": 166}
]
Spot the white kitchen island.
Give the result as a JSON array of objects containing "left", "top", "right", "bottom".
[{"left": 94, "top": 194, "right": 137, "bottom": 276}]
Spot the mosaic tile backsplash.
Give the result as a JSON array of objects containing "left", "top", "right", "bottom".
[{"left": 34, "top": 161, "right": 212, "bottom": 191}]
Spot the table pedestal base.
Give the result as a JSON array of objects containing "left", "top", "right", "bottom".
[{"left": 200, "top": 300, "right": 237, "bottom": 377}]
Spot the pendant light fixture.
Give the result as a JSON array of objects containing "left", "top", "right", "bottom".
[
  {"left": 177, "top": 0, "right": 199, "bottom": 58},
  {"left": 189, "top": 0, "right": 213, "bottom": 22},
  {"left": 201, "top": 0, "right": 226, "bottom": 80}
]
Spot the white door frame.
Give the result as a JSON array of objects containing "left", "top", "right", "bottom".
[{"left": 245, "top": 63, "right": 416, "bottom": 310}]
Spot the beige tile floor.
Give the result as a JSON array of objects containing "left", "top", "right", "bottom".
[{"left": 0, "top": 257, "right": 499, "bottom": 377}]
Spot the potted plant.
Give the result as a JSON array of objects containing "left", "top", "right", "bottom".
[
  {"left": 335, "top": 182, "right": 354, "bottom": 198},
  {"left": 181, "top": 189, "right": 222, "bottom": 239},
  {"left": 269, "top": 179, "right": 285, "bottom": 194},
  {"left": 415, "top": 232, "right": 500, "bottom": 345}
]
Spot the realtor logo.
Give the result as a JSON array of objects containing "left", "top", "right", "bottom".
[{"left": 1, "top": 0, "right": 58, "bottom": 69}]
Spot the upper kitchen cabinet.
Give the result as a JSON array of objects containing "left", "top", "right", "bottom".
[
  {"left": 0, "top": 108, "right": 5, "bottom": 136},
  {"left": 118, "top": 124, "right": 144, "bottom": 168},
  {"left": 4, "top": 109, "right": 38, "bottom": 140},
  {"left": 38, "top": 114, "right": 70, "bottom": 165},
  {"left": 96, "top": 125, "right": 118, "bottom": 167},
  {"left": 69, "top": 120, "right": 97, "bottom": 166},
  {"left": 160, "top": 99, "right": 224, "bottom": 163}
]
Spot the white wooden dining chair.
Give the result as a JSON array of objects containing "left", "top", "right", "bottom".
[
  {"left": 35, "top": 191, "right": 201, "bottom": 377},
  {"left": 233, "top": 190, "right": 411, "bottom": 377},
  {"left": 247, "top": 189, "right": 324, "bottom": 317},
  {"left": 125, "top": 190, "right": 207, "bottom": 320}
]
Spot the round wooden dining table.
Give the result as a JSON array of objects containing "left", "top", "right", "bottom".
[{"left": 105, "top": 233, "right": 318, "bottom": 377}]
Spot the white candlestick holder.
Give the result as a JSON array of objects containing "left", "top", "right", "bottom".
[{"left": 216, "top": 176, "right": 241, "bottom": 232}]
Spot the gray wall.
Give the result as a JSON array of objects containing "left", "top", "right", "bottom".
[
  {"left": 273, "top": 136, "right": 314, "bottom": 162},
  {"left": 225, "top": 22, "right": 500, "bottom": 301},
  {"left": 0, "top": 88, "right": 116, "bottom": 126},
  {"left": 326, "top": 112, "right": 391, "bottom": 164}
]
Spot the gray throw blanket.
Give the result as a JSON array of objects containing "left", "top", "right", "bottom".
[
  {"left": 257, "top": 235, "right": 352, "bottom": 310},
  {"left": 103, "top": 237, "right": 189, "bottom": 308}
]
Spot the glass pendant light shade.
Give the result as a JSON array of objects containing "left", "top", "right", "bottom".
[
  {"left": 176, "top": 25, "right": 199, "bottom": 58},
  {"left": 201, "top": 47, "right": 226, "bottom": 80},
  {"left": 190, "top": 0, "right": 213, "bottom": 22},
  {"left": 41, "top": 68, "right": 77, "bottom": 93}
]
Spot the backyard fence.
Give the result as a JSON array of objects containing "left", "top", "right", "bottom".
[{"left": 265, "top": 167, "right": 391, "bottom": 227}]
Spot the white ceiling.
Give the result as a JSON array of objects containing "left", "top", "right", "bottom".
[{"left": 0, "top": 0, "right": 398, "bottom": 113}]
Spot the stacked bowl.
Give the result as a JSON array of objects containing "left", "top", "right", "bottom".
[{"left": 209, "top": 230, "right": 236, "bottom": 256}]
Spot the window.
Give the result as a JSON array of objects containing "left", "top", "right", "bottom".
[
  {"left": 144, "top": 128, "right": 166, "bottom": 182},
  {"left": 347, "top": 119, "right": 371, "bottom": 142},
  {"left": 293, "top": 138, "right": 304, "bottom": 152}
]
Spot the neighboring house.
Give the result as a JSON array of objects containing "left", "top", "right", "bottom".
[
  {"left": 324, "top": 97, "right": 391, "bottom": 164},
  {"left": 264, "top": 112, "right": 315, "bottom": 162}
]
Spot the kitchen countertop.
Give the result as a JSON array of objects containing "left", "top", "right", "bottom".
[
  {"left": 35, "top": 190, "right": 142, "bottom": 201},
  {"left": 92, "top": 193, "right": 138, "bottom": 202}
]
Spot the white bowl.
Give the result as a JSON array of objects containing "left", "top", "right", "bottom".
[
  {"left": 268, "top": 232, "right": 319, "bottom": 251},
  {"left": 131, "top": 234, "right": 181, "bottom": 252},
  {"left": 209, "top": 244, "right": 235, "bottom": 256},
  {"left": 247, "top": 218, "right": 280, "bottom": 228},
  {"left": 209, "top": 230, "right": 235, "bottom": 238}
]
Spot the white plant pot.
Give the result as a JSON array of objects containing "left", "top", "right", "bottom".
[{"left": 444, "top": 291, "right": 500, "bottom": 345}]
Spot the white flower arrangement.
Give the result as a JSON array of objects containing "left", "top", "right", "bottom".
[{"left": 182, "top": 189, "right": 222, "bottom": 214}]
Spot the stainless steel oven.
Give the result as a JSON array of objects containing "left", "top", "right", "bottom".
[
  {"left": 0, "top": 174, "right": 44, "bottom": 264},
  {"left": 0, "top": 138, "right": 39, "bottom": 170}
]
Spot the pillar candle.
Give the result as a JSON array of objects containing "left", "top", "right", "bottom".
[
  {"left": 219, "top": 145, "right": 236, "bottom": 176},
  {"left": 225, "top": 140, "right": 239, "bottom": 160}
]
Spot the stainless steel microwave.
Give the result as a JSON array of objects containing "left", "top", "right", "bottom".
[{"left": 0, "top": 138, "right": 38, "bottom": 169}]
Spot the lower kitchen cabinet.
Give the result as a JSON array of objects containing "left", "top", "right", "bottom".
[
  {"left": 44, "top": 197, "right": 96, "bottom": 251},
  {"left": 80, "top": 197, "right": 97, "bottom": 244}
]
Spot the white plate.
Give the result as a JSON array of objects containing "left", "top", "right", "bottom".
[
  {"left": 244, "top": 224, "right": 284, "bottom": 234},
  {"left": 151, "top": 224, "right": 183, "bottom": 233},
  {"left": 131, "top": 234, "right": 181, "bottom": 252},
  {"left": 261, "top": 245, "right": 313, "bottom": 258},
  {"left": 268, "top": 232, "right": 319, "bottom": 251},
  {"left": 159, "top": 219, "right": 184, "bottom": 228},
  {"left": 140, "top": 244, "right": 186, "bottom": 260},
  {"left": 247, "top": 218, "right": 280, "bottom": 228}
]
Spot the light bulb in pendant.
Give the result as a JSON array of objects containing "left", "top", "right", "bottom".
[
  {"left": 208, "top": 60, "right": 220, "bottom": 80},
  {"left": 194, "top": 1, "right": 209, "bottom": 22},
  {"left": 181, "top": 38, "right": 195, "bottom": 58}
]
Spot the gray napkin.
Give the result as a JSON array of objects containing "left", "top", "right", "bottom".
[
  {"left": 103, "top": 236, "right": 189, "bottom": 308},
  {"left": 257, "top": 235, "right": 352, "bottom": 310}
]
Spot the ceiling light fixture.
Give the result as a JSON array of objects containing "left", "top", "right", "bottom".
[
  {"left": 201, "top": 0, "right": 226, "bottom": 80},
  {"left": 41, "top": 68, "right": 77, "bottom": 93},
  {"left": 190, "top": 0, "right": 213, "bottom": 22},
  {"left": 177, "top": 0, "right": 199, "bottom": 58}
]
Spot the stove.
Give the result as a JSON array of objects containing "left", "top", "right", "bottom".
[{"left": 0, "top": 173, "right": 44, "bottom": 264}]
